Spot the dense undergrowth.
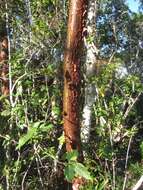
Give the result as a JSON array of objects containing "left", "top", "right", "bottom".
[{"left": 0, "top": 0, "right": 143, "bottom": 189}]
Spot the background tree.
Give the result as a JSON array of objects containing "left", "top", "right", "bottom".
[{"left": 81, "top": 0, "right": 98, "bottom": 144}]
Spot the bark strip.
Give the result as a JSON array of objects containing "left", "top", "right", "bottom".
[{"left": 63, "top": 0, "right": 88, "bottom": 161}]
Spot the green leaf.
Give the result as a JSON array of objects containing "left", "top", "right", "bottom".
[
  {"left": 58, "top": 134, "right": 65, "bottom": 145},
  {"left": 64, "top": 161, "right": 93, "bottom": 182},
  {"left": 66, "top": 150, "right": 78, "bottom": 161},
  {"left": 16, "top": 122, "right": 40, "bottom": 149},
  {"left": 74, "top": 163, "right": 93, "bottom": 181},
  {"left": 52, "top": 106, "right": 60, "bottom": 116},
  {"left": 39, "top": 123, "right": 53, "bottom": 132},
  {"left": 64, "top": 164, "right": 75, "bottom": 182},
  {"left": 1, "top": 110, "right": 11, "bottom": 116},
  {"left": 97, "top": 179, "right": 108, "bottom": 190},
  {"left": 32, "top": 122, "right": 41, "bottom": 128}
]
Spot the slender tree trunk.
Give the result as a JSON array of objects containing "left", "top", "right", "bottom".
[
  {"left": 82, "top": 0, "right": 98, "bottom": 143},
  {"left": 63, "top": 0, "right": 88, "bottom": 161}
]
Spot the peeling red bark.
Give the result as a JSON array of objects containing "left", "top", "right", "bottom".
[
  {"left": 63, "top": 0, "right": 88, "bottom": 161},
  {"left": 0, "top": 36, "right": 9, "bottom": 96}
]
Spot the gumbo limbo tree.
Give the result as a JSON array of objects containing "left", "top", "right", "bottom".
[{"left": 63, "top": 0, "right": 88, "bottom": 161}]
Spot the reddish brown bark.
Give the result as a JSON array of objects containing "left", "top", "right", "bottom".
[
  {"left": 0, "top": 36, "right": 9, "bottom": 96},
  {"left": 63, "top": 0, "right": 88, "bottom": 161}
]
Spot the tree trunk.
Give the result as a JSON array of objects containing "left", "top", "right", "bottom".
[
  {"left": 0, "top": 24, "right": 9, "bottom": 96},
  {"left": 63, "top": 0, "right": 88, "bottom": 161},
  {"left": 82, "top": 0, "right": 98, "bottom": 144}
]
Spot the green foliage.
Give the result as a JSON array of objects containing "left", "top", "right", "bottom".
[
  {"left": 0, "top": 0, "right": 142, "bottom": 189},
  {"left": 64, "top": 150, "right": 93, "bottom": 182},
  {"left": 86, "top": 60, "right": 143, "bottom": 189},
  {"left": 0, "top": 0, "right": 65, "bottom": 189},
  {"left": 16, "top": 122, "right": 53, "bottom": 149}
]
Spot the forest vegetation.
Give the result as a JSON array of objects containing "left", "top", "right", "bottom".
[{"left": 0, "top": 0, "right": 143, "bottom": 190}]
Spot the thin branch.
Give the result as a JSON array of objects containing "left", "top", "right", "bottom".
[
  {"left": 123, "top": 93, "right": 141, "bottom": 120},
  {"left": 132, "top": 176, "right": 143, "bottom": 190},
  {"left": 34, "top": 144, "right": 44, "bottom": 188},
  {"left": 5, "top": 0, "right": 14, "bottom": 107},
  {"left": 122, "top": 135, "right": 133, "bottom": 190},
  {"left": 12, "top": 151, "right": 21, "bottom": 187},
  {"left": 53, "top": 138, "right": 63, "bottom": 172},
  {"left": 21, "top": 159, "right": 33, "bottom": 190},
  {"left": 25, "top": 0, "right": 33, "bottom": 42},
  {"left": 108, "top": 123, "right": 116, "bottom": 190},
  {"left": 11, "top": 73, "right": 27, "bottom": 93}
]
